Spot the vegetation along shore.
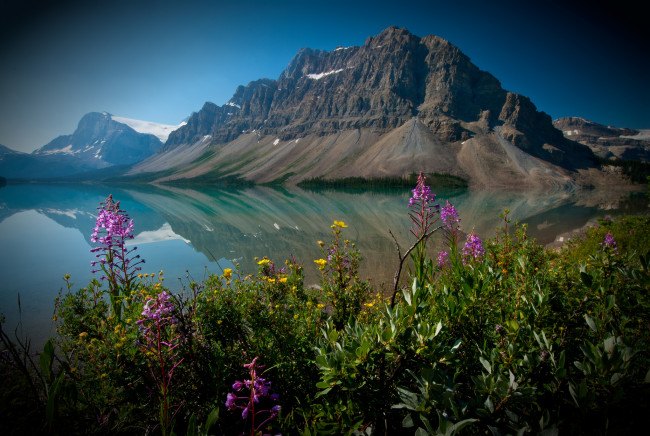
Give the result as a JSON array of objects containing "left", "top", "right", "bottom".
[{"left": 1, "top": 173, "right": 649, "bottom": 435}]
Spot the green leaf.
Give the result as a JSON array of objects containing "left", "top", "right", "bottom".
[
  {"left": 604, "top": 336, "right": 616, "bottom": 355},
  {"left": 420, "top": 415, "right": 434, "bottom": 434},
  {"left": 402, "top": 286, "right": 412, "bottom": 306},
  {"left": 204, "top": 407, "right": 219, "bottom": 433},
  {"left": 186, "top": 413, "right": 198, "bottom": 436},
  {"left": 46, "top": 371, "right": 65, "bottom": 426},
  {"left": 39, "top": 339, "right": 54, "bottom": 380},
  {"left": 480, "top": 356, "right": 492, "bottom": 374},
  {"left": 580, "top": 271, "right": 593, "bottom": 289},
  {"left": 448, "top": 418, "right": 479, "bottom": 436},
  {"left": 315, "top": 387, "right": 333, "bottom": 398},
  {"left": 484, "top": 396, "right": 494, "bottom": 413},
  {"left": 585, "top": 315, "right": 597, "bottom": 332},
  {"left": 435, "top": 321, "right": 443, "bottom": 337},
  {"left": 402, "top": 414, "right": 415, "bottom": 428}
]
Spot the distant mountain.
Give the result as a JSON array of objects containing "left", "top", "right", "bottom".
[
  {"left": 1, "top": 112, "right": 181, "bottom": 179},
  {"left": 0, "top": 144, "right": 21, "bottom": 156},
  {"left": 127, "top": 26, "right": 605, "bottom": 189},
  {"left": 553, "top": 117, "right": 650, "bottom": 162}
]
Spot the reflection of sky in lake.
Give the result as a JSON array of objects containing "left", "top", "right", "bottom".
[{"left": 0, "top": 183, "right": 647, "bottom": 348}]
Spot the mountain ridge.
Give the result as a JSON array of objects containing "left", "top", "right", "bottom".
[
  {"left": 127, "top": 26, "right": 605, "bottom": 189},
  {"left": 0, "top": 112, "right": 172, "bottom": 179},
  {"left": 3, "top": 27, "right": 645, "bottom": 189}
]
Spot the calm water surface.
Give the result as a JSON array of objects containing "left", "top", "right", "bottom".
[{"left": 0, "top": 183, "right": 647, "bottom": 347}]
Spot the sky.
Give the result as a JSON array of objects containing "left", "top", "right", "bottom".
[{"left": 1, "top": 0, "right": 648, "bottom": 153}]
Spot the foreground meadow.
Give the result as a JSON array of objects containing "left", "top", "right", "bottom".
[{"left": 2, "top": 175, "right": 649, "bottom": 435}]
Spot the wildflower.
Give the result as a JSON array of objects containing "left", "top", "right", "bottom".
[
  {"left": 462, "top": 231, "right": 484, "bottom": 265},
  {"left": 226, "top": 357, "right": 281, "bottom": 433},
  {"left": 136, "top": 291, "right": 178, "bottom": 340},
  {"left": 90, "top": 195, "right": 144, "bottom": 317},
  {"left": 314, "top": 258, "right": 328, "bottom": 269},
  {"left": 258, "top": 258, "right": 271, "bottom": 265},
  {"left": 408, "top": 172, "right": 439, "bottom": 239},
  {"left": 223, "top": 268, "right": 233, "bottom": 280},
  {"left": 136, "top": 290, "right": 183, "bottom": 435},
  {"left": 437, "top": 251, "right": 450, "bottom": 268},
  {"left": 333, "top": 220, "right": 348, "bottom": 228},
  {"left": 440, "top": 201, "right": 460, "bottom": 227},
  {"left": 599, "top": 230, "right": 618, "bottom": 255},
  {"left": 408, "top": 172, "right": 436, "bottom": 208},
  {"left": 317, "top": 240, "right": 325, "bottom": 247}
]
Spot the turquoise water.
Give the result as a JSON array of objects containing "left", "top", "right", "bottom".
[{"left": 0, "top": 183, "right": 646, "bottom": 347}]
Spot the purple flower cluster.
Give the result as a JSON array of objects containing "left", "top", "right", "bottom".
[
  {"left": 408, "top": 172, "right": 439, "bottom": 238},
  {"left": 226, "top": 357, "right": 281, "bottom": 435},
  {"left": 437, "top": 251, "right": 450, "bottom": 268},
  {"left": 90, "top": 195, "right": 144, "bottom": 292},
  {"left": 462, "top": 231, "right": 485, "bottom": 265},
  {"left": 599, "top": 230, "right": 619, "bottom": 255},
  {"left": 440, "top": 201, "right": 460, "bottom": 227},
  {"left": 137, "top": 291, "right": 177, "bottom": 336},
  {"left": 408, "top": 173, "right": 436, "bottom": 208},
  {"left": 440, "top": 200, "right": 462, "bottom": 247},
  {"left": 136, "top": 290, "right": 184, "bottom": 433}
]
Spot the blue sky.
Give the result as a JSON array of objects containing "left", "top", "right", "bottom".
[{"left": 1, "top": 0, "right": 647, "bottom": 153}]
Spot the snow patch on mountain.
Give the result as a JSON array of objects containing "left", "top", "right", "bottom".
[
  {"left": 129, "top": 223, "right": 190, "bottom": 245},
  {"left": 621, "top": 129, "right": 650, "bottom": 141},
  {"left": 306, "top": 69, "right": 344, "bottom": 80},
  {"left": 111, "top": 116, "right": 185, "bottom": 142},
  {"left": 40, "top": 144, "right": 75, "bottom": 155}
]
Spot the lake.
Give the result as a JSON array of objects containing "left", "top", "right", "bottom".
[{"left": 0, "top": 183, "right": 647, "bottom": 348}]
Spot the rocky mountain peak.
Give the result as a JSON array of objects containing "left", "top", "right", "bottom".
[
  {"left": 554, "top": 117, "right": 649, "bottom": 161},
  {"left": 136, "top": 27, "right": 602, "bottom": 188}
]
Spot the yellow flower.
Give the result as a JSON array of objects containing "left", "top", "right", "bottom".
[
  {"left": 78, "top": 332, "right": 88, "bottom": 339},
  {"left": 223, "top": 268, "right": 233, "bottom": 280},
  {"left": 279, "top": 277, "right": 288, "bottom": 283},
  {"left": 258, "top": 258, "right": 271, "bottom": 265},
  {"left": 314, "top": 258, "right": 328, "bottom": 268},
  {"left": 333, "top": 220, "right": 348, "bottom": 228},
  {"left": 317, "top": 240, "right": 325, "bottom": 247}
]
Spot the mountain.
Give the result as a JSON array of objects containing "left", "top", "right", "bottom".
[
  {"left": 127, "top": 26, "right": 605, "bottom": 189},
  {"left": 553, "top": 117, "right": 650, "bottom": 162},
  {"left": 0, "top": 144, "right": 21, "bottom": 156},
  {"left": 1, "top": 112, "right": 180, "bottom": 179}
]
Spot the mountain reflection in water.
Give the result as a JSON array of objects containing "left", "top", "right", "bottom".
[{"left": 0, "top": 183, "right": 647, "bottom": 347}]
